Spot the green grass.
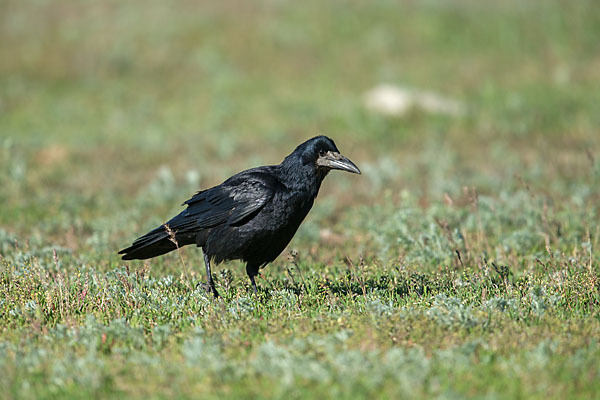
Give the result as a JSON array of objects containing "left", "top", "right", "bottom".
[{"left": 1, "top": 0, "right": 600, "bottom": 398}]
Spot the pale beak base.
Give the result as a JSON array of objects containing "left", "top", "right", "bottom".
[{"left": 316, "top": 151, "right": 361, "bottom": 174}]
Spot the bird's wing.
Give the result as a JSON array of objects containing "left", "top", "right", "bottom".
[{"left": 179, "top": 172, "right": 277, "bottom": 230}]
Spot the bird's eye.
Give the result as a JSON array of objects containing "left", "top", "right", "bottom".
[{"left": 318, "top": 149, "right": 326, "bottom": 157}]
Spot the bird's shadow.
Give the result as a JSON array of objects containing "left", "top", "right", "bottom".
[{"left": 247, "top": 271, "right": 445, "bottom": 301}]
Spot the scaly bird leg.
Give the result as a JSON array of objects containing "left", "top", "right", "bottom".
[
  {"left": 248, "top": 273, "right": 258, "bottom": 296},
  {"left": 246, "top": 264, "right": 259, "bottom": 296},
  {"left": 202, "top": 252, "right": 219, "bottom": 298}
]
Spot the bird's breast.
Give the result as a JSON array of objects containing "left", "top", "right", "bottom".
[{"left": 205, "top": 189, "right": 317, "bottom": 265}]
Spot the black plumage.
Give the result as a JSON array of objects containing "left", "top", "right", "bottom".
[{"left": 118, "top": 135, "right": 360, "bottom": 297}]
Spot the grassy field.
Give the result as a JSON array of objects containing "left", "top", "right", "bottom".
[{"left": 1, "top": 0, "right": 600, "bottom": 398}]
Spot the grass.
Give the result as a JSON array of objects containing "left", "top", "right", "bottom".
[{"left": 1, "top": 0, "right": 600, "bottom": 398}]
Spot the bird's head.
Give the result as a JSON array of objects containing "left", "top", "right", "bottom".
[{"left": 294, "top": 135, "right": 361, "bottom": 175}]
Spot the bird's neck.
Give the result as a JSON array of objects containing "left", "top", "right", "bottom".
[{"left": 279, "top": 158, "right": 326, "bottom": 198}]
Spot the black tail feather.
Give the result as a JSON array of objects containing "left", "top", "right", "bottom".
[
  {"left": 119, "top": 225, "right": 182, "bottom": 260},
  {"left": 119, "top": 237, "right": 178, "bottom": 260},
  {"left": 119, "top": 209, "right": 204, "bottom": 260}
]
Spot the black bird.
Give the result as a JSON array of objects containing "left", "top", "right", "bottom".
[{"left": 118, "top": 136, "right": 360, "bottom": 297}]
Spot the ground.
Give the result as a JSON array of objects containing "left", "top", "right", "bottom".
[{"left": 1, "top": 0, "right": 600, "bottom": 398}]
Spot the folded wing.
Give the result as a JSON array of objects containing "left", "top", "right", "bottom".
[
  {"left": 118, "top": 171, "right": 277, "bottom": 260},
  {"left": 182, "top": 173, "right": 276, "bottom": 229}
]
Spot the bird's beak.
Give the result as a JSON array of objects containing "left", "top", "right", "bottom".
[{"left": 316, "top": 151, "right": 361, "bottom": 174}]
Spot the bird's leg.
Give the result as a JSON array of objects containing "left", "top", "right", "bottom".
[
  {"left": 249, "top": 274, "right": 258, "bottom": 296},
  {"left": 246, "top": 264, "right": 259, "bottom": 296},
  {"left": 202, "top": 252, "right": 219, "bottom": 298}
]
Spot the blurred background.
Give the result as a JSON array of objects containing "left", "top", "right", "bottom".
[
  {"left": 2, "top": 2, "right": 600, "bottom": 397},
  {"left": 1, "top": 0, "right": 599, "bottom": 270}
]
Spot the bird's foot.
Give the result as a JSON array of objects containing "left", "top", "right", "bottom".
[{"left": 195, "top": 281, "right": 220, "bottom": 298}]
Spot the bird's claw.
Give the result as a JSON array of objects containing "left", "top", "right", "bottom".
[{"left": 196, "top": 281, "right": 220, "bottom": 298}]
